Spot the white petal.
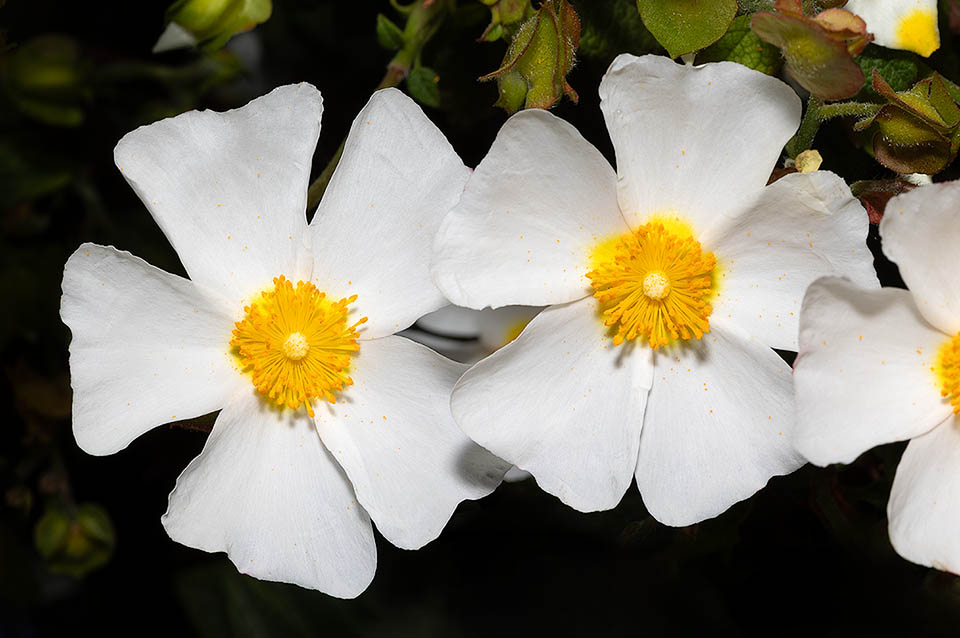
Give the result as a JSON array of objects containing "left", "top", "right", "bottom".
[
  {"left": 114, "top": 83, "right": 321, "bottom": 302},
  {"left": 432, "top": 109, "right": 626, "bottom": 309},
  {"left": 162, "top": 390, "right": 376, "bottom": 598},
  {"left": 793, "top": 277, "right": 951, "bottom": 466},
  {"left": 888, "top": 416, "right": 960, "bottom": 574},
  {"left": 61, "top": 244, "right": 244, "bottom": 455},
  {"left": 451, "top": 297, "right": 653, "bottom": 513},
  {"left": 599, "top": 54, "right": 800, "bottom": 233},
  {"left": 152, "top": 22, "right": 197, "bottom": 53},
  {"left": 845, "top": 0, "right": 939, "bottom": 57},
  {"left": 310, "top": 89, "right": 469, "bottom": 338},
  {"left": 415, "top": 304, "right": 484, "bottom": 339},
  {"left": 476, "top": 305, "right": 543, "bottom": 351},
  {"left": 314, "top": 335, "right": 509, "bottom": 550},
  {"left": 881, "top": 181, "right": 960, "bottom": 334},
  {"left": 703, "top": 171, "right": 878, "bottom": 351},
  {"left": 637, "top": 317, "right": 803, "bottom": 526}
]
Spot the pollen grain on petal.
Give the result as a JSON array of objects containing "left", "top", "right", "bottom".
[
  {"left": 230, "top": 275, "right": 365, "bottom": 417},
  {"left": 587, "top": 221, "right": 716, "bottom": 349}
]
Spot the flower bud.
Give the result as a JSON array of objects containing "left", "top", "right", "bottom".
[{"left": 154, "top": 0, "right": 272, "bottom": 53}]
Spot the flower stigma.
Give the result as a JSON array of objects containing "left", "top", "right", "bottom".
[
  {"left": 231, "top": 275, "right": 367, "bottom": 417},
  {"left": 936, "top": 333, "right": 960, "bottom": 414},
  {"left": 588, "top": 221, "right": 716, "bottom": 349}
]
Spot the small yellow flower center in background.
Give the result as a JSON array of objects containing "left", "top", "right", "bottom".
[
  {"left": 896, "top": 9, "right": 939, "bottom": 57},
  {"left": 588, "top": 222, "right": 716, "bottom": 349},
  {"left": 936, "top": 333, "right": 960, "bottom": 413},
  {"left": 231, "top": 276, "right": 366, "bottom": 417}
]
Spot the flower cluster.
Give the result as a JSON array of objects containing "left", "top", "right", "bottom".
[{"left": 60, "top": 52, "right": 955, "bottom": 597}]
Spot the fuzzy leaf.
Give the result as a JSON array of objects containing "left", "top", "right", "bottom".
[
  {"left": 637, "top": 0, "right": 737, "bottom": 58},
  {"left": 697, "top": 15, "right": 781, "bottom": 74}
]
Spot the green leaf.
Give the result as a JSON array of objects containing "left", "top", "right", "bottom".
[
  {"left": 407, "top": 66, "right": 441, "bottom": 107},
  {"left": 637, "top": 0, "right": 737, "bottom": 58},
  {"left": 697, "top": 15, "right": 781, "bottom": 75},
  {"left": 376, "top": 13, "right": 405, "bottom": 50},
  {"left": 856, "top": 49, "right": 919, "bottom": 98},
  {"left": 34, "top": 510, "right": 69, "bottom": 559}
]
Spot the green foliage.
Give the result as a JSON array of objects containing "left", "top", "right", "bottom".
[
  {"left": 578, "top": 0, "right": 660, "bottom": 59},
  {"left": 376, "top": 13, "right": 406, "bottom": 50},
  {"left": 480, "top": 0, "right": 580, "bottom": 114},
  {"left": 637, "top": 0, "right": 738, "bottom": 58},
  {"left": 34, "top": 504, "right": 115, "bottom": 578},
  {"left": 407, "top": 66, "right": 441, "bottom": 107},
  {"left": 478, "top": 0, "right": 534, "bottom": 41},
  {"left": 697, "top": 15, "right": 782, "bottom": 74},
  {"left": 2, "top": 36, "right": 88, "bottom": 127}
]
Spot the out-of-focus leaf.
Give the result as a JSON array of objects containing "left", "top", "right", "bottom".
[
  {"left": 407, "top": 66, "right": 441, "bottom": 107},
  {"left": 2, "top": 35, "right": 89, "bottom": 127},
  {"left": 697, "top": 14, "right": 782, "bottom": 74},
  {"left": 637, "top": 0, "right": 737, "bottom": 58},
  {"left": 33, "top": 503, "right": 115, "bottom": 578},
  {"left": 376, "top": 13, "right": 406, "bottom": 50}
]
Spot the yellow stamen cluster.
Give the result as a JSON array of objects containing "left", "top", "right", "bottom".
[
  {"left": 587, "top": 222, "right": 716, "bottom": 349},
  {"left": 937, "top": 333, "right": 960, "bottom": 414},
  {"left": 231, "top": 275, "right": 366, "bottom": 417}
]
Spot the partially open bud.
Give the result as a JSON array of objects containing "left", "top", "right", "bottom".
[
  {"left": 154, "top": 0, "right": 272, "bottom": 53},
  {"left": 853, "top": 70, "right": 960, "bottom": 174},
  {"left": 480, "top": 0, "right": 580, "bottom": 114},
  {"left": 752, "top": 1, "right": 873, "bottom": 101}
]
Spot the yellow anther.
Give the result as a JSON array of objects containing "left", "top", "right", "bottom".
[
  {"left": 231, "top": 275, "right": 365, "bottom": 417},
  {"left": 937, "top": 333, "right": 960, "bottom": 414},
  {"left": 588, "top": 222, "right": 716, "bottom": 349}
]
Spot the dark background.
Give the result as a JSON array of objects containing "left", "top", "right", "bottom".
[{"left": 2, "top": 1, "right": 960, "bottom": 636}]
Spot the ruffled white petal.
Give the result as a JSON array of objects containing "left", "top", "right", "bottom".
[
  {"left": 114, "top": 83, "right": 321, "bottom": 303},
  {"left": 314, "top": 335, "right": 510, "bottom": 550},
  {"left": 310, "top": 89, "right": 469, "bottom": 338},
  {"left": 888, "top": 416, "right": 960, "bottom": 574},
  {"left": 793, "top": 277, "right": 951, "bottom": 466},
  {"left": 703, "top": 171, "right": 878, "bottom": 351},
  {"left": 432, "top": 109, "right": 627, "bottom": 309},
  {"left": 61, "top": 243, "right": 244, "bottom": 455},
  {"left": 845, "top": 0, "right": 939, "bottom": 57},
  {"left": 451, "top": 297, "right": 653, "bottom": 513},
  {"left": 636, "top": 317, "right": 803, "bottom": 526},
  {"left": 881, "top": 182, "right": 960, "bottom": 334},
  {"left": 599, "top": 54, "right": 800, "bottom": 233},
  {"left": 162, "top": 390, "right": 376, "bottom": 598}
]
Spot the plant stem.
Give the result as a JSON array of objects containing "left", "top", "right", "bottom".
[{"left": 786, "top": 95, "right": 823, "bottom": 158}]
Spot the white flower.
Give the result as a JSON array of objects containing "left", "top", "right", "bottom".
[
  {"left": 845, "top": 0, "right": 939, "bottom": 57},
  {"left": 794, "top": 180, "right": 960, "bottom": 574},
  {"left": 60, "top": 84, "right": 509, "bottom": 597},
  {"left": 431, "top": 54, "right": 879, "bottom": 526}
]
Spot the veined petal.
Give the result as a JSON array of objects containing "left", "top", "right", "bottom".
[
  {"left": 703, "top": 171, "right": 878, "bottom": 351},
  {"left": 310, "top": 89, "right": 469, "bottom": 338},
  {"left": 793, "top": 278, "right": 950, "bottom": 466},
  {"left": 845, "top": 0, "right": 939, "bottom": 57},
  {"left": 314, "top": 336, "right": 510, "bottom": 550},
  {"left": 881, "top": 182, "right": 960, "bottom": 334},
  {"left": 888, "top": 417, "right": 960, "bottom": 575},
  {"left": 163, "top": 390, "right": 377, "bottom": 598},
  {"left": 432, "top": 109, "right": 627, "bottom": 310},
  {"left": 637, "top": 317, "right": 803, "bottom": 527},
  {"left": 599, "top": 54, "right": 800, "bottom": 233},
  {"left": 451, "top": 297, "right": 653, "bottom": 513},
  {"left": 61, "top": 243, "right": 244, "bottom": 455},
  {"left": 114, "top": 83, "right": 320, "bottom": 303}
]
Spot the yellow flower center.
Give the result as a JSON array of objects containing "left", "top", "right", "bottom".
[
  {"left": 588, "top": 221, "right": 716, "bottom": 349},
  {"left": 936, "top": 333, "right": 960, "bottom": 414},
  {"left": 895, "top": 9, "right": 939, "bottom": 57},
  {"left": 231, "top": 275, "right": 366, "bottom": 417}
]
